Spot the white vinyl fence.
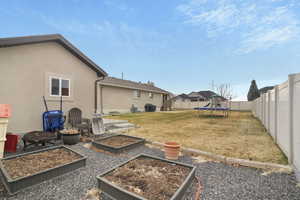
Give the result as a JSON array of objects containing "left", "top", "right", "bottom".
[
  {"left": 173, "top": 100, "right": 252, "bottom": 111},
  {"left": 252, "top": 73, "right": 300, "bottom": 179},
  {"left": 172, "top": 101, "right": 209, "bottom": 110},
  {"left": 226, "top": 101, "right": 252, "bottom": 111}
]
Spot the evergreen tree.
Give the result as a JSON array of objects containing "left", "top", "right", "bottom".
[{"left": 247, "top": 80, "right": 260, "bottom": 101}]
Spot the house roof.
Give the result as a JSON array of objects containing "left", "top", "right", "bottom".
[
  {"left": 174, "top": 90, "right": 227, "bottom": 101},
  {"left": 172, "top": 93, "right": 190, "bottom": 100},
  {"left": 259, "top": 86, "right": 274, "bottom": 94},
  {"left": 197, "top": 91, "right": 218, "bottom": 99},
  {"left": 187, "top": 92, "right": 206, "bottom": 100},
  {"left": 0, "top": 34, "right": 107, "bottom": 77},
  {"left": 99, "top": 77, "right": 169, "bottom": 94}
]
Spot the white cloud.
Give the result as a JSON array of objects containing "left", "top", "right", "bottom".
[
  {"left": 238, "top": 25, "right": 299, "bottom": 53},
  {"left": 177, "top": 0, "right": 300, "bottom": 53}
]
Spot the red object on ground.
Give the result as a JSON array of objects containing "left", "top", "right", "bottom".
[
  {"left": 5, "top": 133, "right": 19, "bottom": 153},
  {"left": 0, "top": 104, "right": 11, "bottom": 118}
]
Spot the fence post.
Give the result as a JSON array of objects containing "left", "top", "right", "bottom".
[
  {"left": 261, "top": 95, "right": 264, "bottom": 123},
  {"left": 274, "top": 85, "right": 279, "bottom": 144},
  {"left": 288, "top": 74, "right": 295, "bottom": 164},
  {"left": 263, "top": 93, "right": 266, "bottom": 126},
  {"left": 267, "top": 91, "right": 271, "bottom": 132},
  {"left": 264, "top": 93, "right": 267, "bottom": 126}
]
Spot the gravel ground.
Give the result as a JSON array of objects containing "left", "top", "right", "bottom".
[{"left": 0, "top": 138, "right": 299, "bottom": 200}]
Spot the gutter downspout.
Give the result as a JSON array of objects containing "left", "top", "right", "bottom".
[{"left": 95, "top": 76, "right": 105, "bottom": 114}]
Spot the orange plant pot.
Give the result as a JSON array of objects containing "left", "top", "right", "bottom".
[
  {"left": 164, "top": 142, "right": 180, "bottom": 160},
  {"left": 0, "top": 104, "right": 11, "bottom": 118}
]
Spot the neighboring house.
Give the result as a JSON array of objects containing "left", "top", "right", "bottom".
[
  {"left": 172, "top": 94, "right": 191, "bottom": 103},
  {"left": 0, "top": 34, "right": 107, "bottom": 133},
  {"left": 172, "top": 90, "right": 227, "bottom": 109},
  {"left": 259, "top": 86, "right": 274, "bottom": 94},
  {"left": 188, "top": 90, "right": 226, "bottom": 101},
  {"left": 187, "top": 92, "right": 206, "bottom": 101},
  {"left": 98, "top": 77, "right": 170, "bottom": 114},
  {"left": 172, "top": 94, "right": 192, "bottom": 109}
]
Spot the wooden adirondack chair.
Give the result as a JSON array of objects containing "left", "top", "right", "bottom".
[{"left": 68, "top": 108, "right": 90, "bottom": 134}]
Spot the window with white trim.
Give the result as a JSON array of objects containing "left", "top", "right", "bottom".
[
  {"left": 50, "top": 77, "right": 70, "bottom": 97},
  {"left": 149, "top": 92, "right": 153, "bottom": 99},
  {"left": 133, "top": 90, "right": 141, "bottom": 98}
]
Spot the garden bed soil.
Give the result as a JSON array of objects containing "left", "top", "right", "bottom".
[
  {"left": 2, "top": 148, "right": 81, "bottom": 179},
  {"left": 92, "top": 135, "right": 145, "bottom": 153},
  {"left": 104, "top": 157, "right": 192, "bottom": 200},
  {"left": 96, "top": 135, "right": 141, "bottom": 148}
]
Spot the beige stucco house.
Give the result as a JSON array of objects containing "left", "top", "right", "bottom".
[
  {"left": 0, "top": 34, "right": 107, "bottom": 133},
  {"left": 98, "top": 77, "right": 170, "bottom": 114}
]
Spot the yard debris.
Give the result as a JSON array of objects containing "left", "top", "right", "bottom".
[
  {"left": 145, "top": 143, "right": 163, "bottom": 150},
  {"left": 192, "top": 155, "right": 210, "bottom": 163},
  {"left": 82, "top": 188, "right": 101, "bottom": 200},
  {"left": 194, "top": 177, "right": 203, "bottom": 200},
  {"left": 82, "top": 143, "right": 92, "bottom": 149},
  {"left": 80, "top": 136, "right": 93, "bottom": 143},
  {"left": 230, "top": 162, "right": 241, "bottom": 168}
]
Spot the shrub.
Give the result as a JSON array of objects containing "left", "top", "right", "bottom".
[
  {"left": 247, "top": 80, "right": 260, "bottom": 101},
  {"left": 145, "top": 104, "right": 156, "bottom": 112}
]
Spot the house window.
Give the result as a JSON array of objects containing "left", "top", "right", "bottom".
[
  {"left": 149, "top": 92, "right": 153, "bottom": 99},
  {"left": 133, "top": 90, "right": 141, "bottom": 98},
  {"left": 51, "top": 78, "right": 60, "bottom": 96},
  {"left": 61, "top": 79, "right": 70, "bottom": 96},
  {"left": 50, "top": 77, "right": 70, "bottom": 97}
]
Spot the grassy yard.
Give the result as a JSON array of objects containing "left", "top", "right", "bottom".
[{"left": 107, "top": 110, "right": 287, "bottom": 164}]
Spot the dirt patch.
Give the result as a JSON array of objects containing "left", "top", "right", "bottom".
[
  {"left": 2, "top": 148, "right": 81, "bottom": 179},
  {"left": 82, "top": 143, "right": 130, "bottom": 158},
  {"left": 96, "top": 136, "right": 140, "bottom": 148},
  {"left": 104, "top": 157, "right": 191, "bottom": 200}
]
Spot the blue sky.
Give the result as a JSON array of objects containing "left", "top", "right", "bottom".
[{"left": 1, "top": 0, "right": 300, "bottom": 99}]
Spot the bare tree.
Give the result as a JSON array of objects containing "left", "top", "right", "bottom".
[{"left": 216, "top": 83, "right": 235, "bottom": 100}]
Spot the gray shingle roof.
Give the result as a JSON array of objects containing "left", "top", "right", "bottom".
[
  {"left": 99, "top": 77, "right": 169, "bottom": 94},
  {"left": 174, "top": 90, "right": 227, "bottom": 101}
]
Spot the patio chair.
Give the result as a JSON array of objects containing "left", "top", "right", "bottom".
[{"left": 68, "top": 108, "right": 91, "bottom": 134}]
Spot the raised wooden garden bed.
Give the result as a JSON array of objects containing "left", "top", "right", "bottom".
[
  {"left": 92, "top": 135, "right": 145, "bottom": 153},
  {"left": 0, "top": 146, "right": 86, "bottom": 195},
  {"left": 97, "top": 154, "right": 196, "bottom": 200}
]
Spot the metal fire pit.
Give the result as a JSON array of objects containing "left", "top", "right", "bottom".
[
  {"left": 0, "top": 145, "right": 86, "bottom": 195},
  {"left": 92, "top": 134, "right": 145, "bottom": 153},
  {"left": 97, "top": 154, "right": 196, "bottom": 200}
]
